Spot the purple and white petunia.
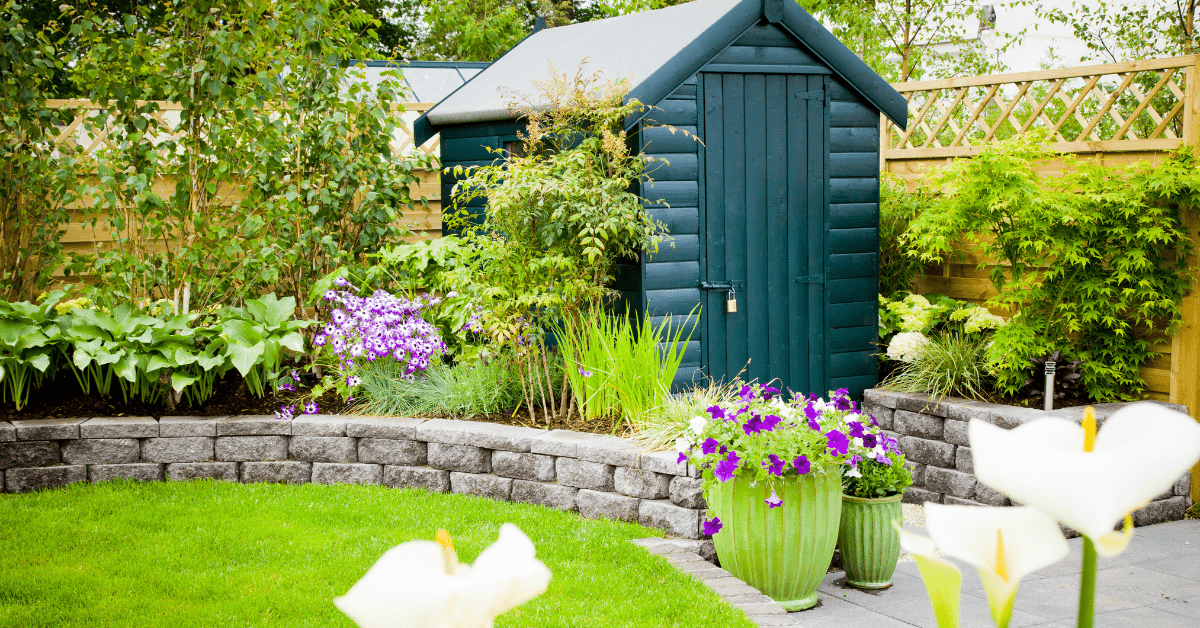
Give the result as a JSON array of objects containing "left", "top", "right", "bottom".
[{"left": 765, "top": 489, "right": 783, "bottom": 508}]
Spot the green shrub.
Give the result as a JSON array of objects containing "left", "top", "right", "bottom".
[
  {"left": 878, "top": 174, "right": 929, "bottom": 298},
  {"left": 843, "top": 453, "right": 913, "bottom": 498}
]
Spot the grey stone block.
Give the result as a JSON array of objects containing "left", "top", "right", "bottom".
[
  {"left": 242, "top": 461, "right": 312, "bottom": 484},
  {"left": 383, "top": 466, "right": 449, "bottom": 492},
  {"left": 0, "top": 441, "right": 60, "bottom": 469},
  {"left": 615, "top": 466, "right": 671, "bottom": 499},
  {"left": 61, "top": 439, "right": 140, "bottom": 465},
  {"left": 639, "top": 499, "right": 700, "bottom": 539},
  {"left": 555, "top": 457, "right": 615, "bottom": 491},
  {"left": 412, "top": 418, "right": 470, "bottom": 445},
  {"left": 459, "top": 423, "right": 542, "bottom": 453},
  {"left": 491, "top": 451, "right": 556, "bottom": 482},
  {"left": 290, "top": 415, "right": 346, "bottom": 437},
  {"left": 290, "top": 436, "right": 357, "bottom": 463},
  {"left": 159, "top": 416, "right": 222, "bottom": 437},
  {"left": 89, "top": 463, "right": 163, "bottom": 483},
  {"left": 988, "top": 405, "right": 1047, "bottom": 429},
  {"left": 80, "top": 417, "right": 158, "bottom": 439},
  {"left": 576, "top": 436, "right": 645, "bottom": 467},
  {"left": 215, "top": 416, "right": 289, "bottom": 436},
  {"left": 899, "top": 436, "right": 956, "bottom": 468},
  {"left": 312, "top": 462, "right": 382, "bottom": 486},
  {"left": 1153, "top": 486, "right": 1174, "bottom": 502},
  {"left": 511, "top": 480, "right": 577, "bottom": 510},
  {"left": 631, "top": 449, "right": 688, "bottom": 476},
  {"left": 892, "top": 393, "right": 951, "bottom": 417},
  {"left": 943, "top": 420, "right": 970, "bottom": 446},
  {"left": 12, "top": 418, "right": 85, "bottom": 440},
  {"left": 427, "top": 443, "right": 491, "bottom": 473},
  {"left": 215, "top": 436, "right": 288, "bottom": 462},
  {"left": 943, "top": 400, "right": 991, "bottom": 423},
  {"left": 902, "top": 487, "right": 942, "bottom": 505},
  {"left": 926, "top": 466, "right": 977, "bottom": 499},
  {"left": 344, "top": 417, "right": 424, "bottom": 439},
  {"left": 944, "top": 496, "right": 985, "bottom": 507},
  {"left": 956, "top": 446, "right": 974, "bottom": 474},
  {"left": 141, "top": 437, "right": 214, "bottom": 463},
  {"left": 1174, "top": 471, "right": 1191, "bottom": 497},
  {"left": 862, "top": 389, "right": 902, "bottom": 409},
  {"left": 450, "top": 472, "right": 513, "bottom": 501},
  {"left": 359, "top": 439, "right": 427, "bottom": 466},
  {"left": 576, "top": 488, "right": 640, "bottom": 521},
  {"left": 528, "top": 430, "right": 610, "bottom": 458},
  {"left": 1133, "top": 496, "right": 1189, "bottom": 526},
  {"left": 0, "top": 422, "right": 14, "bottom": 442},
  {"left": 5, "top": 465, "right": 86, "bottom": 492},
  {"left": 974, "top": 483, "right": 1010, "bottom": 506},
  {"left": 904, "top": 461, "right": 926, "bottom": 488},
  {"left": 669, "top": 476, "right": 706, "bottom": 509},
  {"left": 894, "top": 410, "right": 945, "bottom": 440},
  {"left": 165, "top": 462, "right": 238, "bottom": 481},
  {"left": 861, "top": 402, "right": 894, "bottom": 430}
]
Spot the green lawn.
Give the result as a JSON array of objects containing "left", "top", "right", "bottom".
[{"left": 0, "top": 480, "right": 754, "bottom": 628}]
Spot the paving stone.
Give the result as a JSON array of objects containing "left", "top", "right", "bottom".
[
  {"left": 61, "top": 439, "right": 140, "bottom": 465},
  {"left": 639, "top": 499, "right": 700, "bottom": 539},
  {"left": 79, "top": 417, "right": 158, "bottom": 439},
  {"left": 427, "top": 443, "right": 491, "bottom": 473},
  {"left": 0, "top": 422, "right": 14, "bottom": 442},
  {"left": 289, "top": 436, "right": 357, "bottom": 463},
  {"left": 737, "top": 602, "right": 788, "bottom": 616},
  {"left": 6, "top": 465, "right": 86, "bottom": 492},
  {"left": 902, "top": 487, "right": 942, "bottom": 505},
  {"left": 141, "top": 437, "right": 214, "bottom": 463},
  {"left": 491, "top": 451, "right": 555, "bottom": 482},
  {"left": 943, "top": 496, "right": 985, "bottom": 507},
  {"left": 359, "top": 439, "right": 426, "bottom": 466},
  {"left": 450, "top": 472, "right": 512, "bottom": 500},
  {"left": 943, "top": 419, "right": 970, "bottom": 446},
  {"left": 899, "top": 436, "right": 956, "bottom": 468},
  {"left": 215, "top": 436, "right": 288, "bottom": 461},
  {"left": 576, "top": 488, "right": 639, "bottom": 521},
  {"left": 344, "top": 417, "right": 424, "bottom": 439},
  {"left": 214, "top": 416, "right": 289, "bottom": 436},
  {"left": 158, "top": 416, "right": 223, "bottom": 437},
  {"left": 312, "top": 462, "right": 381, "bottom": 486},
  {"left": 89, "top": 463, "right": 163, "bottom": 483},
  {"left": 956, "top": 446, "right": 974, "bottom": 474},
  {"left": 973, "top": 483, "right": 1011, "bottom": 506},
  {"left": 458, "top": 423, "right": 542, "bottom": 453},
  {"left": 1134, "top": 496, "right": 1189, "bottom": 526},
  {"left": 904, "top": 461, "right": 926, "bottom": 488},
  {"left": 862, "top": 389, "right": 903, "bottom": 409},
  {"left": 669, "top": 476, "right": 706, "bottom": 509},
  {"left": 926, "top": 466, "right": 977, "bottom": 499},
  {"left": 165, "top": 462, "right": 238, "bottom": 481},
  {"left": 511, "top": 480, "right": 576, "bottom": 510},
  {"left": 1174, "top": 471, "right": 1191, "bottom": 497},
  {"left": 383, "top": 466, "right": 450, "bottom": 492},
  {"left": 241, "top": 461, "right": 312, "bottom": 484},
  {"left": 0, "top": 441, "right": 60, "bottom": 469},
  {"left": 631, "top": 449, "right": 689, "bottom": 476},
  {"left": 528, "top": 430, "right": 610, "bottom": 458},
  {"left": 12, "top": 418, "right": 85, "bottom": 440},
  {"left": 290, "top": 415, "right": 347, "bottom": 437},
  {"left": 894, "top": 410, "right": 945, "bottom": 440},
  {"left": 555, "top": 457, "right": 615, "bottom": 491},
  {"left": 615, "top": 466, "right": 671, "bottom": 499}
]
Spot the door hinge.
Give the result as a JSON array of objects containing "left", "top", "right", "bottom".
[
  {"left": 794, "top": 90, "right": 829, "bottom": 107},
  {"left": 793, "top": 274, "right": 826, "bottom": 284}
]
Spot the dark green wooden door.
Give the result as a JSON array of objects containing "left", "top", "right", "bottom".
[{"left": 700, "top": 72, "right": 828, "bottom": 395}]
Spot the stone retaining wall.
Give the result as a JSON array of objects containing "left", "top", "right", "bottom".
[
  {"left": 0, "top": 415, "right": 709, "bottom": 539},
  {"left": 862, "top": 389, "right": 1192, "bottom": 528}
]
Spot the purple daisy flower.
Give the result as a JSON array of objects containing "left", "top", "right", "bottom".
[
  {"left": 303, "top": 401, "right": 319, "bottom": 415},
  {"left": 702, "top": 516, "right": 723, "bottom": 536},
  {"left": 765, "top": 489, "right": 783, "bottom": 508},
  {"left": 826, "top": 430, "right": 850, "bottom": 456},
  {"left": 794, "top": 455, "right": 810, "bottom": 475}
]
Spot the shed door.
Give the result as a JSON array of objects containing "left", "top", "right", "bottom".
[{"left": 700, "top": 72, "right": 828, "bottom": 395}]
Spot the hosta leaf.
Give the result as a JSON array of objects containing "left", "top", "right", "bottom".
[
  {"left": 228, "top": 342, "right": 264, "bottom": 378},
  {"left": 222, "top": 319, "right": 265, "bottom": 346},
  {"left": 278, "top": 331, "right": 305, "bottom": 354},
  {"left": 171, "top": 371, "right": 199, "bottom": 393},
  {"left": 28, "top": 352, "right": 51, "bottom": 373}
]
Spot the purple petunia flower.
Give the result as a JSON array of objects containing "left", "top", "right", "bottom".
[
  {"left": 759, "top": 386, "right": 780, "bottom": 400},
  {"left": 869, "top": 414, "right": 880, "bottom": 427},
  {"left": 714, "top": 451, "right": 741, "bottom": 482},
  {"left": 764, "top": 454, "right": 785, "bottom": 477},
  {"left": 677, "top": 451, "right": 688, "bottom": 464},
  {"left": 831, "top": 388, "right": 852, "bottom": 411},
  {"left": 794, "top": 455, "right": 810, "bottom": 475},
  {"left": 765, "top": 489, "right": 783, "bottom": 508},
  {"left": 701, "top": 438, "right": 720, "bottom": 455},
  {"left": 719, "top": 445, "right": 728, "bottom": 455},
  {"left": 848, "top": 421, "right": 865, "bottom": 439},
  {"left": 803, "top": 402, "right": 820, "bottom": 420},
  {"left": 862, "top": 433, "right": 878, "bottom": 449},
  {"left": 738, "top": 385, "right": 756, "bottom": 402},
  {"left": 807, "top": 417, "right": 821, "bottom": 432},
  {"left": 875, "top": 453, "right": 893, "bottom": 465},
  {"left": 707, "top": 405, "right": 727, "bottom": 420},
  {"left": 761, "top": 414, "right": 781, "bottom": 432},
  {"left": 742, "top": 415, "right": 763, "bottom": 436},
  {"left": 702, "top": 517, "right": 723, "bottom": 536},
  {"left": 826, "top": 430, "right": 850, "bottom": 456}
]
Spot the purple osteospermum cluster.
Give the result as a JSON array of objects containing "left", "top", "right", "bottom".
[{"left": 314, "top": 286, "right": 447, "bottom": 375}]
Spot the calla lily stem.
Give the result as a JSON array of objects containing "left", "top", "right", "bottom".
[{"left": 1077, "top": 536, "right": 1097, "bottom": 628}]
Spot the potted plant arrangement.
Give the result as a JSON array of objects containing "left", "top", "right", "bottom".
[
  {"left": 838, "top": 434, "right": 912, "bottom": 589},
  {"left": 678, "top": 385, "right": 890, "bottom": 611}
]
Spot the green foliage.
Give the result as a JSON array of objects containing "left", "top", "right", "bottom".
[
  {"left": 878, "top": 175, "right": 928, "bottom": 298},
  {"left": 906, "top": 136, "right": 1200, "bottom": 401},
  {"left": 218, "top": 294, "right": 312, "bottom": 399},
  {"left": 843, "top": 453, "right": 913, "bottom": 498},
  {"left": 353, "top": 357, "right": 525, "bottom": 418},
  {"left": 0, "top": 291, "right": 66, "bottom": 409},
  {"left": 1036, "top": 0, "right": 1200, "bottom": 64},
  {"left": 627, "top": 379, "right": 743, "bottom": 451},
  {"left": 881, "top": 332, "right": 993, "bottom": 400}
]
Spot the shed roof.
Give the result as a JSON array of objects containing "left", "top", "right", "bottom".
[{"left": 414, "top": 0, "right": 906, "bottom": 144}]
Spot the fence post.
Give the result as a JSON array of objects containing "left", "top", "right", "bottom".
[{"left": 1176, "top": 56, "right": 1200, "bottom": 504}]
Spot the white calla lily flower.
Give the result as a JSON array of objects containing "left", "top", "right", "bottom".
[
  {"left": 970, "top": 403, "right": 1200, "bottom": 556},
  {"left": 335, "top": 523, "right": 551, "bottom": 628},
  {"left": 898, "top": 525, "right": 962, "bottom": 628}
]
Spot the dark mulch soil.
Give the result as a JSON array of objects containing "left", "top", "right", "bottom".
[{"left": 1, "top": 373, "right": 625, "bottom": 436}]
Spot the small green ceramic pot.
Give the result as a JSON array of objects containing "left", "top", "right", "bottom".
[{"left": 838, "top": 492, "right": 904, "bottom": 589}]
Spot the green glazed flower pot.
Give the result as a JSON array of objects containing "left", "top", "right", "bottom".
[
  {"left": 838, "top": 493, "right": 904, "bottom": 589},
  {"left": 704, "top": 463, "right": 843, "bottom": 611}
]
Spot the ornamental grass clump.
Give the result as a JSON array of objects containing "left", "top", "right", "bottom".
[{"left": 678, "top": 385, "right": 901, "bottom": 533}]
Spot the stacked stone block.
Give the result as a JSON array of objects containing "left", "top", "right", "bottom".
[
  {"left": 0, "top": 414, "right": 707, "bottom": 538},
  {"left": 863, "top": 390, "right": 1192, "bottom": 527}
]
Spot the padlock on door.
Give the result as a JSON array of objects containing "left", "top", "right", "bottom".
[{"left": 726, "top": 289, "right": 737, "bottom": 313}]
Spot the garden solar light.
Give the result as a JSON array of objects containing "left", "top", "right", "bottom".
[{"left": 334, "top": 523, "right": 551, "bottom": 628}]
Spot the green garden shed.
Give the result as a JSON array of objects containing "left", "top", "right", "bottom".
[{"left": 413, "top": 0, "right": 908, "bottom": 398}]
